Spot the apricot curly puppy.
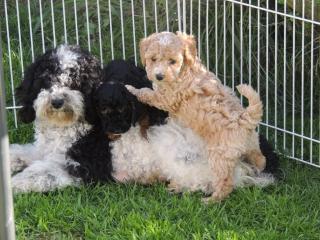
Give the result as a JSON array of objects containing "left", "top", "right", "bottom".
[{"left": 126, "top": 31, "right": 265, "bottom": 202}]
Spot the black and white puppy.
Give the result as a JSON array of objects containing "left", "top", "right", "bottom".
[
  {"left": 10, "top": 45, "right": 102, "bottom": 192},
  {"left": 68, "top": 60, "right": 278, "bottom": 193}
]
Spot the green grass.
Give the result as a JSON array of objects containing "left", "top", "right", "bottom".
[
  {"left": 12, "top": 160, "right": 320, "bottom": 239},
  {"left": 2, "top": 0, "right": 320, "bottom": 239}
]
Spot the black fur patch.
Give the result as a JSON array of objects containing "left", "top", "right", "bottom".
[
  {"left": 66, "top": 126, "right": 113, "bottom": 183},
  {"left": 259, "top": 134, "right": 279, "bottom": 175}
]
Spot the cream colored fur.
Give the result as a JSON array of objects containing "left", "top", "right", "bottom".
[{"left": 126, "top": 31, "right": 266, "bottom": 202}]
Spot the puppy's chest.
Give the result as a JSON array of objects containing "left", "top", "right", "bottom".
[{"left": 36, "top": 123, "right": 90, "bottom": 153}]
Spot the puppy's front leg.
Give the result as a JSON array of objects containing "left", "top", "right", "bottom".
[
  {"left": 12, "top": 159, "right": 79, "bottom": 193},
  {"left": 126, "top": 85, "right": 166, "bottom": 110},
  {"left": 10, "top": 143, "right": 39, "bottom": 174}
]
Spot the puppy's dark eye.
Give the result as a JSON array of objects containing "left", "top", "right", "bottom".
[
  {"left": 151, "top": 57, "right": 157, "bottom": 62},
  {"left": 169, "top": 59, "right": 176, "bottom": 65}
]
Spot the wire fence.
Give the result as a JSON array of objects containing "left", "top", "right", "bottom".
[{"left": 1, "top": 0, "right": 319, "bottom": 167}]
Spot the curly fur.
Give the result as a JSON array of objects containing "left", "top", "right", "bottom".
[
  {"left": 10, "top": 45, "right": 102, "bottom": 193},
  {"left": 67, "top": 60, "right": 167, "bottom": 183},
  {"left": 67, "top": 61, "right": 277, "bottom": 194},
  {"left": 126, "top": 32, "right": 267, "bottom": 201},
  {"left": 111, "top": 119, "right": 275, "bottom": 193}
]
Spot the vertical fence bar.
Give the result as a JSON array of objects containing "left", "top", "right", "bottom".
[
  {"left": 190, "top": 0, "right": 193, "bottom": 34},
  {"left": 62, "top": 0, "right": 67, "bottom": 44},
  {"left": 74, "top": 0, "right": 79, "bottom": 45},
  {"left": 165, "top": 0, "right": 169, "bottom": 31},
  {"left": 85, "top": 0, "right": 91, "bottom": 51},
  {"left": 206, "top": 0, "right": 209, "bottom": 68},
  {"left": 97, "top": 0, "right": 103, "bottom": 66},
  {"left": 215, "top": 0, "right": 218, "bottom": 75},
  {"left": 223, "top": 0, "right": 226, "bottom": 85},
  {"left": 27, "top": 0, "right": 35, "bottom": 61},
  {"left": 292, "top": 0, "right": 296, "bottom": 157},
  {"left": 310, "top": 0, "right": 314, "bottom": 163},
  {"left": 300, "top": 0, "right": 305, "bottom": 159},
  {"left": 4, "top": 0, "right": 18, "bottom": 128},
  {"left": 0, "top": 29, "right": 16, "bottom": 240},
  {"left": 265, "top": 0, "right": 269, "bottom": 138},
  {"left": 39, "top": 0, "right": 45, "bottom": 53},
  {"left": 154, "top": 0, "right": 158, "bottom": 33},
  {"left": 248, "top": 0, "right": 252, "bottom": 86},
  {"left": 108, "top": 0, "right": 114, "bottom": 59},
  {"left": 51, "top": 0, "right": 57, "bottom": 47},
  {"left": 231, "top": 1, "right": 234, "bottom": 90},
  {"left": 120, "top": 0, "right": 125, "bottom": 58},
  {"left": 15, "top": 0, "right": 24, "bottom": 75},
  {"left": 257, "top": 0, "right": 261, "bottom": 132},
  {"left": 283, "top": 0, "right": 287, "bottom": 149},
  {"left": 143, "top": 0, "right": 147, "bottom": 36},
  {"left": 274, "top": 1, "right": 278, "bottom": 146},
  {"left": 131, "top": 0, "right": 137, "bottom": 65},
  {"left": 177, "top": 0, "right": 181, "bottom": 32},
  {"left": 142, "top": 0, "right": 148, "bottom": 36},
  {"left": 240, "top": 0, "right": 243, "bottom": 103},
  {"left": 197, "top": 0, "right": 201, "bottom": 58},
  {"left": 183, "top": 0, "right": 186, "bottom": 33},
  {"left": 108, "top": 0, "right": 114, "bottom": 60}
]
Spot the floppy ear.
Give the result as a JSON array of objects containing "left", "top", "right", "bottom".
[
  {"left": 84, "top": 87, "right": 100, "bottom": 125},
  {"left": 139, "top": 37, "right": 152, "bottom": 66},
  {"left": 176, "top": 31, "right": 197, "bottom": 66},
  {"left": 15, "top": 49, "right": 56, "bottom": 123},
  {"left": 15, "top": 66, "right": 38, "bottom": 123},
  {"left": 18, "top": 106, "right": 36, "bottom": 123}
]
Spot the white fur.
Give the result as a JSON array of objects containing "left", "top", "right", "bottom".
[
  {"left": 55, "top": 45, "right": 80, "bottom": 86},
  {"left": 56, "top": 45, "right": 79, "bottom": 71},
  {"left": 10, "top": 82, "right": 91, "bottom": 193},
  {"left": 34, "top": 86, "right": 84, "bottom": 125},
  {"left": 158, "top": 31, "right": 174, "bottom": 45},
  {"left": 10, "top": 119, "right": 91, "bottom": 193},
  {"left": 112, "top": 118, "right": 274, "bottom": 193}
]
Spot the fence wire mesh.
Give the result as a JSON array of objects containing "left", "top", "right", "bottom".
[{"left": 1, "top": 0, "right": 319, "bottom": 167}]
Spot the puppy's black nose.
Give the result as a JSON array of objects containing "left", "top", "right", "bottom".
[
  {"left": 51, "top": 99, "right": 64, "bottom": 109},
  {"left": 156, "top": 74, "right": 164, "bottom": 81}
]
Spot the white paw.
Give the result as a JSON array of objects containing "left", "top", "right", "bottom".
[
  {"left": 11, "top": 169, "right": 77, "bottom": 193},
  {"left": 10, "top": 153, "right": 27, "bottom": 174},
  {"left": 9, "top": 144, "right": 32, "bottom": 174},
  {"left": 125, "top": 85, "right": 137, "bottom": 94},
  {"left": 112, "top": 171, "right": 130, "bottom": 183}
]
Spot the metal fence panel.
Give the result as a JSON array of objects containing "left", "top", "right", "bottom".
[{"left": 0, "top": 0, "right": 319, "bottom": 168}]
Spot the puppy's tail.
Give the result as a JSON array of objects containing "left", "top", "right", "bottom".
[{"left": 236, "top": 84, "right": 263, "bottom": 129}]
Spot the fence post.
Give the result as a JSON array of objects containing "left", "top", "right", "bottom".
[{"left": 0, "top": 27, "right": 16, "bottom": 240}]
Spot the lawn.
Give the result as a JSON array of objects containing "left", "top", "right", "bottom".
[
  {"left": 10, "top": 149, "right": 320, "bottom": 239},
  {"left": 2, "top": 0, "right": 320, "bottom": 239}
]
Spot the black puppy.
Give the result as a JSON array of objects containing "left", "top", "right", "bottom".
[
  {"left": 67, "top": 60, "right": 167, "bottom": 183},
  {"left": 96, "top": 60, "right": 167, "bottom": 138}
]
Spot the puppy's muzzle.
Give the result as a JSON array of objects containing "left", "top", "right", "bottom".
[
  {"left": 51, "top": 98, "right": 64, "bottom": 109},
  {"left": 156, "top": 73, "right": 164, "bottom": 81}
]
